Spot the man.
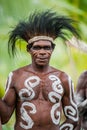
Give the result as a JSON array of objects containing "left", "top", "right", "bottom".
[
  {"left": 75, "top": 71, "right": 87, "bottom": 130},
  {"left": 0, "top": 10, "right": 79, "bottom": 130}
]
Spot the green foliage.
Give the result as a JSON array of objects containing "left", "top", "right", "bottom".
[{"left": 0, "top": 0, "right": 87, "bottom": 129}]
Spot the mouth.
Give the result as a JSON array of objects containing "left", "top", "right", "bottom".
[
  {"left": 37, "top": 57, "right": 48, "bottom": 62},
  {"left": 38, "top": 57, "right": 48, "bottom": 60}
]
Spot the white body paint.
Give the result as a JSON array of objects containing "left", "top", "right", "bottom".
[
  {"left": 19, "top": 76, "right": 40, "bottom": 101},
  {"left": 5, "top": 72, "right": 13, "bottom": 94},
  {"left": 60, "top": 76, "right": 78, "bottom": 130},
  {"left": 20, "top": 102, "right": 36, "bottom": 129},
  {"left": 19, "top": 76, "right": 40, "bottom": 129},
  {"left": 64, "top": 76, "right": 78, "bottom": 122},
  {"left": 60, "top": 123, "right": 74, "bottom": 130},
  {"left": 5, "top": 73, "right": 77, "bottom": 130},
  {"left": 48, "top": 75, "right": 64, "bottom": 125}
]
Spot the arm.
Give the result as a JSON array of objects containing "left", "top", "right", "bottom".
[
  {"left": 75, "top": 71, "right": 87, "bottom": 116},
  {"left": 0, "top": 117, "right": 2, "bottom": 130},
  {"left": 0, "top": 72, "right": 16, "bottom": 124},
  {"left": 74, "top": 71, "right": 87, "bottom": 130},
  {"left": 78, "top": 99, "right": 87, "bottom": 116},
  {"left": 74, "top": 118, "right": 81, "bottom": 130},
  {"left": 60, "top": 74, "right": 78, "bottom": 130}
]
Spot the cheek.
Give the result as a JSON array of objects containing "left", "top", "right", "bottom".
[
  {"left": 32, "top": 52, "right": 38, "bottom": 58},
  {"left": 48, "top": 51, "right": 52, "bottom": 57},
  {"left": 31, "top": 51, "right": 52, "bottom": 58}
]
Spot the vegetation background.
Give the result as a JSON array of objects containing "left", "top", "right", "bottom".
[{"left": 0, "top": 0, "right": 87, "bottom": 129}]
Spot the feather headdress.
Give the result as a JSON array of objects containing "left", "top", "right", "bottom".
[{"left": 8, "top": 9, "right": 80, "bottom": 56}]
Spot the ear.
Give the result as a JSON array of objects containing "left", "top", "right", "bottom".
[
  {"left": 26, "top": 45, "right": 31, "bottom": 54},
  {"left": 26, "top": 43, "right": 33, "bottom": 54}
]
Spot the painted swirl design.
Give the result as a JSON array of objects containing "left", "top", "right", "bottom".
[{"left": 48, "top": 75, "right": 64, "bottom": 125}]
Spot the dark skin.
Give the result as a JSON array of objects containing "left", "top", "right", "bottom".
[
  {"left": 75, "top": 71, "right": 87, "bottom": 130},
  {"left": 0, "top": 40, "right": 78, "bottom": 130},
  {"left": 0, "top": 117, "right": 2, "bottom": 130}
]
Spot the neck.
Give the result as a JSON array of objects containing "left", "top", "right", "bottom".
[{"left": 30, "top": 64, "right": 50, "bottom": 74}]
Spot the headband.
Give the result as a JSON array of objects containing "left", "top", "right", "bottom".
[{"left": 28, "top": 36, "right": 53, "bottom": 44}]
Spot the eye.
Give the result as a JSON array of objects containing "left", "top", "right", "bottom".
[
  {"left": 44, "top": 46, "right": 52, "bottom": 50},
  {"left": 32, "top": 46, "right": 41, "bottom": 50}
]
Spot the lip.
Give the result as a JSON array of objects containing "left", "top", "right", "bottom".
[
  {"left": 37, "top": 57, "right": 48, "bottom": 61},
  {"left": 38, "top": 57, "right": 47, "bottom": 60}
]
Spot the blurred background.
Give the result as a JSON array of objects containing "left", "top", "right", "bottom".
[{"left": 0, "top": 0, "right": 87, "bottom": 129}]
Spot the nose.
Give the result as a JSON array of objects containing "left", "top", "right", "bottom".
[{"left": 39, "top": 49, "right": 46, "bottom": 55}]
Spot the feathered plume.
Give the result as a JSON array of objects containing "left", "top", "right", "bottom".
[
  {"left": 66, "top": 36, "right": 87, "bottom": 53},
  {"left": 8, "top": 9, "right": 80, "bottom": 56}
]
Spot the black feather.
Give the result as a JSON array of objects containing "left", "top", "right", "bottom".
[{"left": 8, "top": 9, "right": 80, "bottom": 56}]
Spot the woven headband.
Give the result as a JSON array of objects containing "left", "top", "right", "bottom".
[{"left": 28, "top": 36, "right": 53, "bottom": 44}]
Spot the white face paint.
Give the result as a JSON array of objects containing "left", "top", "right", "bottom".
[
  {"left": 64, "top": 76, "right": 78, "bottom": 122},
  {"left": 48, "top": 75, "right": 64, "bottom": 125},
  {"left": 19, "top": 76, "right": 40, "bottom": 129}
]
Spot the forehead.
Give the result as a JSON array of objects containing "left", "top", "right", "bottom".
[{"left": 33, "top": 40, "right": 52, "bottom": 46}]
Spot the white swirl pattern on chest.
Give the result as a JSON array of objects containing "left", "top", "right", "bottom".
[
  {"left": 19, "top": 76, "right": 40, "bottom": 100},
  {"left": 48, "top": 75, "right": 64, "bottom": 125},
  {"left": 19, "top": 76, "right": 40, "bottom": 129},
  {"left": 6, "top": 73, "right": 78, "bottom": 129},
  {"left": 20, "top": 102, "right": 36, "bottom": 129}
]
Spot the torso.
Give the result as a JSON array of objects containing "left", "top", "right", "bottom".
[{"left": 8, "top": 65, "right": 64, "bottom": 130}]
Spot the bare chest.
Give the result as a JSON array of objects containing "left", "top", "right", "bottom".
[{"left": 16, "top": 74, "right": 64, "bottom": 102}]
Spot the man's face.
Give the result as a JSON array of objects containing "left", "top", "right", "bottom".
[{"left": 29, "top": 40, "right": 53, "bottom": 67}]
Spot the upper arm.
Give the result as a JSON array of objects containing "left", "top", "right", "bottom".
[
  {"left": 3, "top": 72, "right": 16, "bottom": 107},
  {"left": 61, "top": 74, "right": 78, "bottom": 122},
  {"left": 1, "top": 72, "right": 16, "bottom": 123},
  {"left": 75, "top": 71, "right": 87, "bottom": 105}
]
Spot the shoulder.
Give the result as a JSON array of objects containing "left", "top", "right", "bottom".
[
  {"left": 50, "top": 66, "right": 73, "bottom": 95},
  {"left": 8, "top": 65, "right": 29, "bottom": 80},
  {"left": 13, "top": 65, "right": 28, "bottom": 74},
  {"left": 76, "top": 70, "right": 87, "bottom": 89},
  {"left": 52, "top": 67, "right": 71, "bottom": 88},
  {"left": 51, "top": 66, "right": 69, "bottom": 79},
  {"left": 79, "top": 70, "right": 87, "bottom": 79},
  {"left": 58, "top": 71, "right": 73, "bottom": 95}
]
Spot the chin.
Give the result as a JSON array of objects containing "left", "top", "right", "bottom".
[
  {"left": 37, "top": 64, "right": 47, "bottom": 67},
  {"left": 37, "top": 62, "right": 48, "bottom": 67}
]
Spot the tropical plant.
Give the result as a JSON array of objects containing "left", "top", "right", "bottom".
[{"left": 0, "top": 0, "right": 87, "bottom": 129}]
